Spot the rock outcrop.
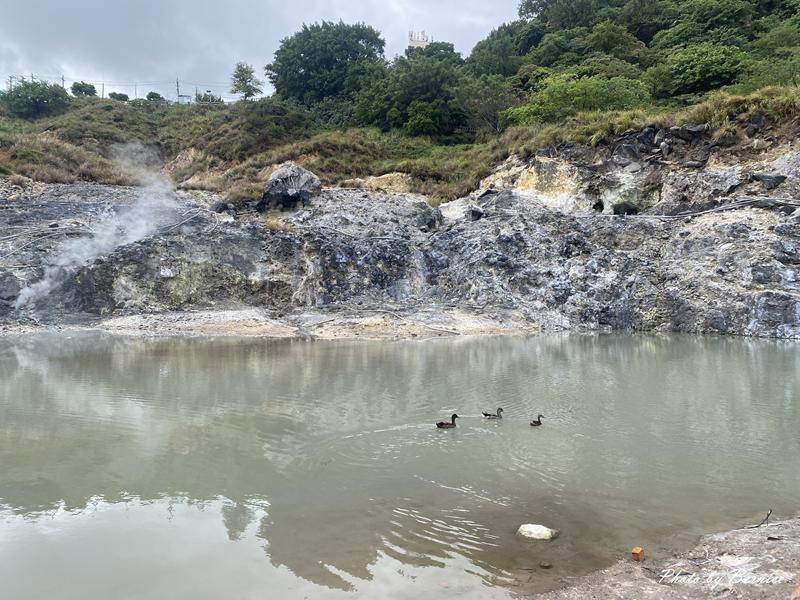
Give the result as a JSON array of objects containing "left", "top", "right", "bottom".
[
  {"left": 1, "top": 128, "right": 799, "bottom": 339},
  {"left": 257, "top": 162, "right": 322, "bottom": 211}
]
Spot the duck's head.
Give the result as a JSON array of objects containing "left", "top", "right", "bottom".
[
  {"left": 451, "top": 413, "right": 459, "bottom": 421},
  {"left": 497, "top": 408, "right": 504, "bottom": 415},
  {"left": 537, "top": 414, "right": 544, "bottom": 420}
]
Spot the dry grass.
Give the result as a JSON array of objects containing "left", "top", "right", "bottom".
[
  {"left": 264, "top": 214, "right": 295, "bottom": 233},
  {"left": 0, "top": 133, "right": 134, "bottom": 185},
  {"left": 7, "top": 173, "right": 31, "bottom": 188},
  {"left": 2, "top": 86, "right": 798, "bottom": 201}
]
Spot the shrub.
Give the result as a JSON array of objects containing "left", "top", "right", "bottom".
[
  {"left": 108, "top": 92, "right": 129, "bottom": 102},
  {"left": 644, "top": 43, "right": 747, "bottom": 97},
  {"left": 71, "top": 81, "right": 97, "bottom": 97},
  {"left": 146, "top": 91, "right": 165, "bottom": 102},
  {"left": 1, "top": 80, "right": 70, "bottom": 119},
  {"left": 501, "top": 75, "right": 651, "bottom": 125}
]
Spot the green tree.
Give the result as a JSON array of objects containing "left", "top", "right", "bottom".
[
  {"left": 196, "top": 91, "right": 223, "bottom": 103},
  {"left": 586, "top": 20, "right": 646, "bottom": 60},
  {"left": 108, "top": 92, "right": 129, "bottom": 102},
  {"left": 568, "top": 54, "right": 643, "bottom": 78},
  {"left": 751, "top": 23, "right": 800, "bottom": 55},
  {"left": 516, "top": 20, "right": 546, "bottom": 54},
  {"left": 450, "top": 74, "right": 522, "bottom": 133},
  {"left": 266, "top": 21, "right": 385, "bottom": 104},
  {"left": 620, "top": 0, "right": 678, "bottom": 43},
  {"left": 511, "top": 64, "right": 553, "bottom": 93},
  {"left": 651, "top": 0, "right": 755, "bottom": 49},
  {"left": 1, "top": 79, "right": 70, "bottom": 119},
  {"left": 466, "top": 22, "right": 527, "bottom": 76},
  {"left": 354, "top": 44, "right": 465, "bottom": 135},
  {"left": 644, "top": 42, "right": 747, "bottom": 96},
  {"left": 546, "top": 0, "right": 600, "bottom": 28},
  {"left": 230, "top": 62, "right": 263, "bottom": 100},
  {"left": 527, "top": 28, "right": 591, "bottom": 66},
  {"left": 520, "top": 0, "right": 600, "bottom": 29},
  {"left": 146, "top": 91, "right": 165, "bottom": 102},
  {"left": 519, "top": 0, "right": 550, "bottom": 19},
  {"left": 70, "top": 81, "right": 97, "bottom": 97}
]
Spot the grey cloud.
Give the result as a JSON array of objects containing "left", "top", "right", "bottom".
[{"left": 0, "top": 0, "right": 518, "bottom": 99}]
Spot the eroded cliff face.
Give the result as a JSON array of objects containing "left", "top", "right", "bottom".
[{"left": 1, "top": 128, "right": 799, "bottom": 338}]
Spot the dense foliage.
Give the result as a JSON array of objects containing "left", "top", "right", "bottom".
[
  {"left": 264, "top": 1, "right": 800, "bottom": 135},
  {"left": 70, "top": 81, "right": 97, "bottom": 97},
  {"left": 0, "top": 80, "right": 70, "bottom": 119},
  {"left": 266, "top": 21, "right": 385, "bottom": 105}
]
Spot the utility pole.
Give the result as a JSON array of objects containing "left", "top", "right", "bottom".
[
  {"left": 176, "top": 77, "right": 180, "bottom": 101},
  {"left": 6, "top": 75, "right": 13, "bottom": 92},
  {"left": 101, "top": 82, "right": 105, "bottom": 98},
  {"left": 134, "top": 83, "right": 137, "bottom": 99},
  {"left": 61, "top": 75, "right": 65, "bottom": 89}
]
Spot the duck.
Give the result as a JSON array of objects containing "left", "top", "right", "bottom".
[
  {"left": 530, "top": 414, "right": 544, "bottom": 427},
  {"left": 482, "top": 408, "right": 504, "bottom": 419},
  {"left": 436, "top": 414, "right": 459, "bottom": 429}
]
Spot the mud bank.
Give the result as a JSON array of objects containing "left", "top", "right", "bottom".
[{"left": 533, "top": 517, "right": 800, "bottom": 599}]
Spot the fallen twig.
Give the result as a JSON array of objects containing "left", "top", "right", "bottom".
[
  {"left": 744, "top": 509, "right": 772, "bottom": 529},
  {"left": 158, "top": 209, "right": 206, "bottom": 234},
  {"left": 0, "top": 230, "right": 83, "bottom": 262}
]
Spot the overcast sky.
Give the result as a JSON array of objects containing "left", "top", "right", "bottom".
[{"left": 0, "top": 0, "right": 518, "bottom": 100}]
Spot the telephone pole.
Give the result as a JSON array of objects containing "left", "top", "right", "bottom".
[
  {"left": 176, "top": 77, "right": 180, "bottom": 101},
  {"left": 61, "top": 75, "right": 65, "bottom": 89},
  {"left": 101, "top": 82, "right": 105, "bottom": 98},
  {"left": 6, "top": 76, "right": 13, "bottom": 91}
]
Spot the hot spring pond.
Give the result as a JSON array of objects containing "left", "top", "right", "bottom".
[{"left": 0, "top": 333, "right": 798, "bottom": 599}]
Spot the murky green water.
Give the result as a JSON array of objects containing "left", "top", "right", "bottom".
[{"left": 0, "top": 333, "right": 798, "bottom": 599}]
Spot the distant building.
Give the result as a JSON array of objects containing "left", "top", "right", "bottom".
[{"left": 408, "top": 31, "right": 431, "bottom": 50}]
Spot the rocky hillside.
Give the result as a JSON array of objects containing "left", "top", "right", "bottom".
[{"left": 1, "top": 123, "right": 798, "bottom": 339}]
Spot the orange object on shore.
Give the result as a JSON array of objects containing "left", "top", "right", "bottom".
[{"left": 631, "top": 547, "right": 645, "bottom": 561}]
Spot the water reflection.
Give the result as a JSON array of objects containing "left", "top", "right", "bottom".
[{"left": 0, "top": 333, "right": 798, "bottom": 599}]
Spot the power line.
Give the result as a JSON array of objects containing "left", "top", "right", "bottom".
[{"left": 1, "top": 72, "right": 251, "bottom": 103}]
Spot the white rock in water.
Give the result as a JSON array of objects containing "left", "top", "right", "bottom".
[{"left": 516, "top": 524, "right": 560, "bottom": 540}]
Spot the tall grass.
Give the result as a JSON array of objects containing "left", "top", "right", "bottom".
[{"left": 1, "top": 86, "right": 798, "bottom": 199}]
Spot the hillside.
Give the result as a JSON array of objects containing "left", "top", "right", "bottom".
[{"left": 2, "top": 0, "right": 800, "bottom": 202}]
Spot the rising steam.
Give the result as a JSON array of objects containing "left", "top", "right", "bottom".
[{"left": 15, "top": 144, "right": 181, "bottom": 309}]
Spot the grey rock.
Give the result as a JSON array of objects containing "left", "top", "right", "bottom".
[
  {"left": 0, "top": 272, "right": 20, "bottom": 303},
  {"left": 257, "top": 162, "right": 322, "bottom": 212},
  {"left": 468, "top": 205, "right": 485, "bottom": 221},
  {"left": 749, "top": 172, "right": 787, "bottom": 190},
  {"left": 211, "top": 201, "right": 234, "bottom": 213}
]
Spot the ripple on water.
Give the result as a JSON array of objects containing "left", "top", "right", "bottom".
[{"left": 0, "top": 333, "right": 798, "bottom": 600}]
